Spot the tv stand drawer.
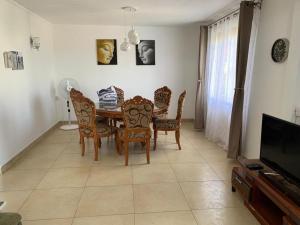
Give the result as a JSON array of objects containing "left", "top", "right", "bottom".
[{"left": 232, "top": 168, "right": 252, "bottom": 201}]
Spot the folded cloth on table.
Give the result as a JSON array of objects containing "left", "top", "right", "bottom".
[{"left": 97, "top": 86, "right": 117, "bottom": 107}]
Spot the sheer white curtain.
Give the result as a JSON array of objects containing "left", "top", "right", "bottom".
[{"left": 205, "top": 13, "right": 239, "bottom": 149}]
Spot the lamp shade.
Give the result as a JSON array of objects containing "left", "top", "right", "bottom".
[
  {"left": 128, "top": 29, "right": 140, "bottom": 45},
  {"left": 120, "top": 38, "right": 131, "bottom": 51}
]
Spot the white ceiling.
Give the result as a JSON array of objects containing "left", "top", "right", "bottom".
[{"left": 14, "top": 0, "right": 239, "bottom": 26}]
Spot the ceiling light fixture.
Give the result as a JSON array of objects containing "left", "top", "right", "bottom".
[
  {"left": 120, "top": 6, "right": 140, "bottom": 50},
  {"left": 120, "top": 7, "right": 131, "bottom": 51}
]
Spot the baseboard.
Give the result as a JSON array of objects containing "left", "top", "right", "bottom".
[
  {"left": 0, "top": 122, "right": 60, "bottom": 174},
  {"left": 60, "top": 120, "right": 77, "bottom": 124}
]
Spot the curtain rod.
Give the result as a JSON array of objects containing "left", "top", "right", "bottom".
[
  {"left": 207, "top": 0, "right": 262, "bottom": 27},
  {"left": 207, "top": 8, "right": 240, "bottom": 27}
]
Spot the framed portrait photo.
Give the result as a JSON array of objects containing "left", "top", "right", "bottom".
[
  {"left": 136, "top": 40, "right": 155, "bottom": 65},
  {"left": 96, "top": 39, "right": 117, "bottom": 65}
]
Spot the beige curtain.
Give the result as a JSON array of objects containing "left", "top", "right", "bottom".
[
  {"left": 228, "top": 1, "right": 255, "bottom": 159},
  {"left": 194, "top": 26, "right": 208, "bottom": 130}
]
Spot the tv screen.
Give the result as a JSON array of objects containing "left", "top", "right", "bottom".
[{"left": 260, "top": 114, "right": 300, "bottom": 186}]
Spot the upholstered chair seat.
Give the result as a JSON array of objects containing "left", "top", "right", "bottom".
[
  {"left": 154, "top": 86, "right": 172, "bottom": 134},
  {"left": 118, "top": 128, "right": 151, "bottom": 139},
  {"left": 117, "top": 96, "right": 154, "bottom": 166},
  {"left": 154, "top": 119, "right": 179, "bottom": 130},
  {"left": 70, "top": 89, "right": 117, "bottom": 161},
  {"left": 153, "top": 90, "right": 186, "bottom": 150}
]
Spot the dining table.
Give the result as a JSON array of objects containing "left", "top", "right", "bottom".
[{"left": 95, "top": 102, "right": 168, "bottom": 119}]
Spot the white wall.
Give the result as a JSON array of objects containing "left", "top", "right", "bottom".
[
  {"left": 243, "top": 0, "right": 300, "bottom": 158},
  {"left": 0, "top": 0, "right": 57, "bottom": 168},
  {"left": 53, "top": 24, "right": 199, "bottom": 120}
]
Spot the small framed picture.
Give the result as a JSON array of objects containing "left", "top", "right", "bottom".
[
  {"left": 3, "top": 51, "right": 24, "bottom": 70},
  {"left": 96, "top": 39, "right": 117, "bottom": 65},
  {"left": 136, "top": 40, "right": 155, "bottom": 65}
]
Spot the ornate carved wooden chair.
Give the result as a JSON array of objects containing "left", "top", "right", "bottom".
[
  {"left": 70, "top": 88, "right": 83, "bottom": 98},
  {"left": 154, "top": 86, "right": 172, "bottom": 134},
  {"left": 70, "top": 93, "right": 117, "bottom": 161},
  {"left": 153, "top": 90, "right": 186, "bottom": 150},
  {"left": 111, "top": 86, "right": 125, "bottom": 127},
  {"left": 154, "top": 86, "right": 172, "bottom": 109},
  {"left": 114, "top": 86, "right": 125, "bottom": 106},
  {"left": 117, "top": 96, "right": 154, "bottom": 166}
]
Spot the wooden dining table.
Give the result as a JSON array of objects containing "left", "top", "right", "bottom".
[{"left": 95, "top": 103, "right": 167, "bottom": 119}]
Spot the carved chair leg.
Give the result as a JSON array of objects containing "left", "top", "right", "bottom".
[
  {"left": 146, "top": 137, "right": 150, "bottom": 164},
  {"left": 124, "top": 141, "right": 129, "bottom": 166},
  {"left": 99, "top": 137, "right": 102, "bottom": 148},
  {"left": 94, "top": 137, "right": 99, "bottom": 161},
  {"left": 115, "top": 131, "right": 121, "bottom": 155},
  {"left": 175, "top": 129, "right": 181, "bottom": 150},
  {"left": 154, "top": 129, "right": 158, "bottom": 150},
  {"left": 80, "top": 136, "right": 85, "bottom": 156},
  {"left": 165, "top": 131, "right": 168, "bottom": 135}
]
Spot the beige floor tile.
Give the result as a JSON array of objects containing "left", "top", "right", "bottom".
[
  {"left": 193, "top": 208, "right": 260, "bottom": 225},
  {"left": 165, "top": 149, "right": 206, "bottom": 163},
  {"left": 86, "top": 166, "right": 132, "bottom": 186},
  {"left": 189, "top": 140, "right": 219, "bottom": 150},
  {"left": 37, "top": 168, "right": 90, "bottom": 189},
  {"left": 0, "top": 170, "right": 47, "bottom": 191},
  {"left": 76, "top": 186, "right": 134, "bottom": 217},
  {"left": 157, "top": 141, "right": 195, "bottom": 151},
  {"left": 209, "top": 161, "right": 239, "bottom": 180},
  {"left": 62, "top": 143, "right": 84, "bottom": 154},
  {"left": 92, "top": 153, "right": 127, "bottom": 166},
  {"left": 135, "top": 211, "right": 197, "bottom": 225},
  {"left": 11, "top": 153, "right": 59, "bottom": 170},
  {"left": 23, "top": 219, "right": 73, "bottom": 225},
  {"left": 27, "top": 143, "right": 66, "bottom": 156},
  {"left": 3, "top": 123, "right": 256, "bottom": 225},
  {"left": 62, "top": 142, "right": 93, "bottom": 154},
  {"left": 52, "top": 153, "right": 93, "bottom": 168},
  {"left": 40, "top": 134, "right": 72, "bottom": 144},
  {"left": 133, "top": 183, "right": 189, "bottom": 213},
  {"left": 132, "top": 164, "right": 176, "bottom": 184},
  {"left": 131, "top": 150, "right": 169, "bottom": 165},
  {"left": 50, "top": 128, "right": 78, "bottom": 136},
  {"left": 171, "top": 163, "right": 220, "bottom": 182},
  {"left": 19, "top": 188, "right": 83, "bottom": 220},
  {"left": 0, "top": 190, "right": 31, "bottom": 212},
  {"left": 198, "top": 148, "right": 229, "bottom": 163},
  {"left": 180, "top": 181, "right": 243, "bottom": 209},
  {"left": 72, "top": 214, "right": 134, "bottom": 225}
]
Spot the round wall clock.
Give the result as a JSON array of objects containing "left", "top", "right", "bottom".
[{"left": 271, "top": 38, "right": 289, "bottom": 63}]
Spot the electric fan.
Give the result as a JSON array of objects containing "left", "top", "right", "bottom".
[{"left": 58, "top": 78, "right": 80, "bottom": 130}]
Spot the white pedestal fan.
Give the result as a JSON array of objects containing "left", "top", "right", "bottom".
[{"left": 58, "top": 78, "right": 80, "bottom": 130}]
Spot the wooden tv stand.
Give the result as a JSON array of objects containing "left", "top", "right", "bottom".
[{"left": 232, "top": 158, "right": 300, "bottom": 225}]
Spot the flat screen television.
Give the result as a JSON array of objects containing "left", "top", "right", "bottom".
[{"left": 260, "top": 114, "right": 300, "bottom": 187}]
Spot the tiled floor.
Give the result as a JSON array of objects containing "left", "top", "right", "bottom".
[{"left": 0, "top": 122, "right": 259, "bottom": 225}]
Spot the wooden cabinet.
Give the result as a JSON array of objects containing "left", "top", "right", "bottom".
[{"left": 232, "top": 159, "right": 300, "bottom": 225}]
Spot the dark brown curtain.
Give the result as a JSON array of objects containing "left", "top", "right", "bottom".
[
  {"left": 228, "top": 1, "right": 255, "bottom": 159},
  {"left": 194, "top": 26, "right": 208, "bottom": 130}
]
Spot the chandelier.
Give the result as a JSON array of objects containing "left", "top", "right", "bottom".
[{"left": 120, "top": 6, "right": 140, "bottom": 51}]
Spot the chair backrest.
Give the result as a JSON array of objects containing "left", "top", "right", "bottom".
[
  {"left": 114, "top": 86, "right": 125, "bottom": 106},
  {"left": 176, "top": 90, "right": 187, "bottom": 121},
  {"left": 71, "top": 94, "right": 97, "bottom": 136},
  {"left": 154, "top": 86, "right": 172, "bottom": 109},
  {"left": 122, "top": 96, "right": 154, "bottom": 129},
  {"left": 70, "top": 88, "right": 83, "bottom": 99}
]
